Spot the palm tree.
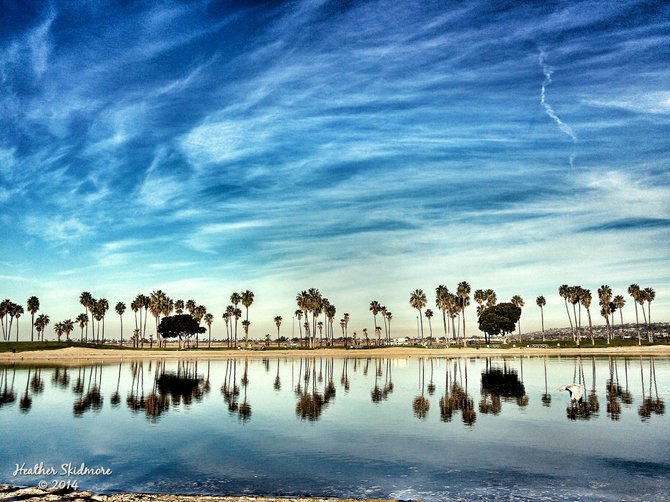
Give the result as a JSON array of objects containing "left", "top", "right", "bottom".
[
  {"left": 149, "top": 290, "right": 167, "bottom": 345},
  {"left": 409, "top": 289, "right": 427, "bottom": 340},
  {"left": 456, "top": 281, "right": 471, "bottom": 347},
  {"left": 425, "top": 309, "right": 434, "bottom": 340},
  {"left": 98, "top": 298, "right": 109, "bottom": 342},
  {"left": 241, "top": 290, "right": 254, "bottom": 340},
  {"left": 386, "top": 311, "right": 393, "bottom": 339},
  {"left": 222, "top": 309, "right": 231, "bottom": 347},
  {"left": 27, "top": 296, "right": 39, "bottom": 342},
  {"left": 54, "top": 321, "right": 64, "bottom": 342},
  {"left": 568, "top": 286, "right": 582, "bottom": 345},
  {"left": 175, "top": 299, "right": 185, "bottom": 315},
  {"left": 643, "top": 287, "right": 655, "bottom": 342},
  {"left": 511, "top": 295, "right": 524, "bottom": 339},
  {"left": 597, "top": 285, "right": 613, "bottom": 344},
  {"left": 79, "top": 292, "right": 93, "bottom": 342},
  {"left": 613, "top": 295, "right": 625, "bottom": 338},
  {"left": 435, "top": 285, "right": 450, "bottom": 337},
  {"left": 580, "top": 289, "right": 595, "bottom": 345},
  {"left": 204, "top": 313, "right": 214, "bottom": 348},
  {"left": 369, "top": 300, "right": 381, "bottom": 336},
  {"left": 296, "top": 291, "right": 310, "bottom": 346},
  {"left": 536, "top": 296, "right": 546, "bottom": 341},
  {"left": 240, "top": 289, "right": 254, "bottom": 343},
  {"left": 294, "top": 309, "right": 303, "bottom": 342},
  {"left": 230, "top": 293, "right": 241, "bottom": 345},
  {"left": 326, "top": 303, "right": 336, "bottom": 346},
  {"left": 185, "top": 299, "right": 197, "bottom": 316},
  {"left": 0, "top": 299, "right": 11, "bottom": 341},
  {"left": 308, "top": 288, "right": 322, "bottom": 348},
  {"left": 12, "top": 304, "right": 24, "bottom": 342},
  {"left": 343, "top": 313, "right": 350, "bottom": 345},
  {"left": 35, "top": 314, "right": 49, "bottom": 341},
  {"left": 115, "top": 302, "right": 126, "bottom": 345},
  {"left": 242, "top": 320, "right": 251, "bottom": 347},
  {"left": 62, "top": 319, "right": 74, "bottom": 341},
  {"left": 274, "top": 316, "right": 282, "bottom": 346},
  {"left": 628, "top": 284, "right": 642, "bottom": 345},
  {"left": 76, "top": 313, "right": 88, "bottom": 342},
  {"left": 233, "top": 307, "right": 242, "bottom": 347},
  {"left": 558, "top": 284, "right": 574, "bottom": 339},
  {"left": 194, "top": 305, "right": 206, "bottom": 347}
]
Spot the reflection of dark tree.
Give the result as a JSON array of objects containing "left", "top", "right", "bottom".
[
  {"left": 412, "top": 358, "right": 430, "bottom": 420},
  {"left": 52, "top": 367, "right": 70, "bottom": 388},
  {"left": 480, "top": 360, "right": 526, "bottom": 413},
  {"left": 541, "top": 357, "right": 551, "bottom": 407},
  {"left": 296, "top": 358, "right": 327, "bottom": 421},
  {"left": 73, "top": 365, "right": 103, "bottom": 417},
  {"left": 111, "top": 363, "right": 122, "bottom": 407},
  {"left": 0, "top": 367, "right": 17, "bottom": 408},
  {"left": 144, "top": 360, "right": 207, "bottom": 421},
  {"left": 363, "top": 358, "right": 370, "bottom": 376},
  {"left": 221, "top": 359, "right": 240, "bottom": 413},
  {"left": 340, "top": 358, "right": 350, "bottom": 392},
  {"left": 273, "top": 359, "right": 281, "bottom": 391},
  {"left": 639, "top": 357, "right": 665, "bottom": 421}
]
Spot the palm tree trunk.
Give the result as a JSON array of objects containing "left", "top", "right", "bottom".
[
  {"left": 647, "top": 303, "right": 652, "bottom": 342},
  {"left": 462, "top": 309, "right": 467, "bottom": 348},
  {"left": 540, "top": 307, "right": 545, "bottom": 342},
  {"left": 564, "top": 299, "right": 574, "bottom": 340},
  {"left": 634, "top": 302, "right": 641, "bottom": 345}
]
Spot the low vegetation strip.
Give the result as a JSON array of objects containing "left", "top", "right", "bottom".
[{"left": 0, "top": 485, "right": 400, "bottom": 502}]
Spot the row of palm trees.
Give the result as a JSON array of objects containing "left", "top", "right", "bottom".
[
  {"left": 557, "top": 284, "right": 656, "bottom": 346},
  {"left": 0, "top": 282, "right": 660, "bottom": 346}
]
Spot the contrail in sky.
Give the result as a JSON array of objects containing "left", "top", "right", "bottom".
[{"left": 539, "top": 50, "right": 577, "bottom": 167}]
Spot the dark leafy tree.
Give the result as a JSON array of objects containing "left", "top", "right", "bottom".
[{"left": 477, "top": 303, "right": 521, "bottom": 344}]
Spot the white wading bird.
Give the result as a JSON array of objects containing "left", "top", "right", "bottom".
[{"left": 559, "top": 384, "right": 585, "bottom": 404}]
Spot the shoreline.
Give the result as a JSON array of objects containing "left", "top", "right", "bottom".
[
  {"left": 0, "top": 485, "right": 397, "bottom": 501},
  {"left": 2, "top": 344, "right": 669, "bottom": 364}
]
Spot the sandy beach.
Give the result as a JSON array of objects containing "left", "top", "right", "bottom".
[{"left": 2, "top": 344, "right": 669, "bottom": 364}]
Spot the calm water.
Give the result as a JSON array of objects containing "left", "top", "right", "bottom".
[{"left": 1, "top": 356, "right": 668, "bottom": 501}]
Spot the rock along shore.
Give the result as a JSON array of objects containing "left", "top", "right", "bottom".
[{"left": 0, "top": 485, "right": 399, "bottom": 502}]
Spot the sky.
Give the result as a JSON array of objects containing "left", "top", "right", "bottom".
[{"left": 1, "top": 0, "right": 669, "bottom": 341}]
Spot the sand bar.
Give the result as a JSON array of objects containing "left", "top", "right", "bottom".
[{"left": 2, "top": 345, "right": 669, "bottom": 364}]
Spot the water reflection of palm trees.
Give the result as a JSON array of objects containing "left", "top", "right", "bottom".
[
  {"left": 563, "top": 357, "right": 598, "bottom": 421},
  {"left": 73, "top": 365, "right": 103, "bottom": 416},
  {"left": 0, "top": 366, "right": 17, "bottom": 408},
  {"left": 541, "top": 357, "right": 551, "bottom": 407},
  {"left": 221, "top": 359, "right": 240, "bottom": 414},
  {"left": 296, "top": 358, "right": 333, "bottom": 421},
  {"left": 639, "top": 357, "right": 665, "bottom": 421},
  {"left": 438, "top": 359, "right": 476, "bottom": 425},
  {"left": 413, "top": 358, "right": 430, "bottom": 419}
]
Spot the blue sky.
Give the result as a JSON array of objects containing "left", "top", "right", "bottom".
[{"left": 1, "top": 0, "right": 669, "bottom": 339}]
